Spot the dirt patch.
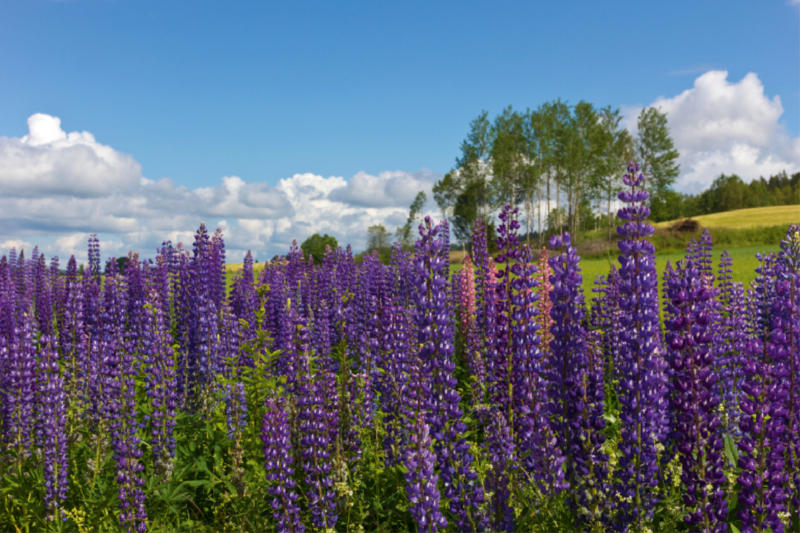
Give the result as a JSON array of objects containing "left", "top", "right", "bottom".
[{"left": 671, "top": 218, "right": 701, "bottom": 233}]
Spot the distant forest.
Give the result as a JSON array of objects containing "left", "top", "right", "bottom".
[{"left": 651, "top": 170, "right": 799, "bottom": 221}]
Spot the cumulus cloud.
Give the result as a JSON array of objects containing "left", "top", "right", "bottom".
[
  {"left": 0, "top": 114, "right": 440, "bottom": 262},
  {"left": 0, "top": 113, "right": 142, "bottom": 197},
  {"left": 626, "top": 70, "right": 800, "bottom": 193}
]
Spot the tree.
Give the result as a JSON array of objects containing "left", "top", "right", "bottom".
[
  {"left": 301, "top": 233, "right": 338, "bottom": 265},
  {"left": 366, "top": 224, "right": 391, "bottom": 253},
  {"left": 592, "top": 106, "right": 633, "bottom": 241},
  {"left": 396, "top": 191, "right": 427, "bottom": 248},
  {"left": 635, "top": 107, "right": 680, "bottom": 198},
  {"left": 455, "top": 111, "right": 495, "bottom": 218},
  {"left": 451, "top": 180, "right": 482, "bottom": 248}
]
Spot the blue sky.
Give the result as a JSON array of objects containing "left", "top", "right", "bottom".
[
  {"left": 1, "top": 0, "right": 797, "bottom": 185},
  {"left": 0, "top": 0, "right": 797, "bottom": 259}
]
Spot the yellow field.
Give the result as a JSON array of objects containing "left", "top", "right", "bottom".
[
  {"left": 654, "top": 205, "right": 798, "bottom": 229},
  {"left": 226, "top": 262, "right": 267, "bottom": 273}
]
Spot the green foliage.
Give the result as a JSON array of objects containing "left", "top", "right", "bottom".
[
  {"left": 396, "top": 191, "right": 428, "bottom": 248},
  {"left": 301, "top": 233, "right": 338, "bottom": 265},
  {"left": 635, "top": 107, "right": 680, "bottom": 196},
  {"left": 648, "top": 171, "right": 799, "bottom": 223}
]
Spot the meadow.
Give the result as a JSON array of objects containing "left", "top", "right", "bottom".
[{"left": 0, "top": 175, "right": 799, "bottom": 533}]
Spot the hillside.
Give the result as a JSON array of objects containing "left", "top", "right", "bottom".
[{"left": 654, "top": 205, "right": 798, "bottom": 229}]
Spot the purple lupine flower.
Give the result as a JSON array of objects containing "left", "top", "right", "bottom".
[
  {"left": 413, "top": 216, "right": 485, "bottom": 531},
  {"left": 614, "top": 162, "right": 669, "bottom": 530},
  {"left": 34, "top": 253, "right": 53, "bottom": 337},
  {"left": 295, "top": 313, "right": 338, "bottom": 529},
  {"left": 101, "top": 265, "right": 147, "bottom": 533},
  {"left": 775, "top": 225, "right": 800, "bottom": 518},
  {"left": 377, "top": 301, "right": 411, "bottom": 466},
  {"left": 403, "top": 414, "right": 447, "bottom": 533},
  {"left": 219, "top": 302, "right": 246, "bottom": 440},
  {"left": 209, "top": 227, "right": 227, "bottom": 311},
  {"left": 485, "top": 410, "right": 515, "bottom": 532},
  {"left": 351, "top": 251, "right": 381, "bottom": 430},
  {"left": 716, "top": 250, "right": 748, "bottom": 440},
  {"left": 547, "top": 232, "right": 608, "bottom": 527},
  {"left": 123, "top": 253, "right": 148, "bottom": 366},
  {"left": 145, "top": 289, "right": 178, "bottom": 477},
  {"left": 38, "top": 335, "right": 68, "bottom": 516},
  {"left": 590, "top": 265, "right": 624, "bottom": 383},
  {"left": 196, "top": 295, "right": 220, "bottom": 395},
  {"left": 3, "top": 310, "right": 37, "bottom": 463},
  {"left": 472, "top": 218, "right": 497, "bottom": 394},
  {"left": 88, "top": 233, "right": 101, "bottom": 284},
  {"left": 737, "top": 251, "right": 789, "bottom": 533},
  {"left": 0, "top": 254, "right": 15, "bottom": 346},
  {"left": 698, "top": 229, "right": 715, "bottom": 285},
  {"left": 484, "top": 209, "right": 520, "bottom": 533},
  {"left": 390, "top": 241, "right": 414, "bottom": 308},
  {"left": 262, "top": 396, "right": 305, "bottom": 533},
  {"left": 230, "top": 251, "right": 258, "bottom": 347},
  {"left": 664, "top": 258, "right": 728, "bottom": 531}
]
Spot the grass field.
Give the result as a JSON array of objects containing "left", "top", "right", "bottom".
[
  {"left": 654, "top": 205, "right": 798, "bottom": 229},
  {"left": 576, "top": 243, "right": 780, "bottom": 299}
]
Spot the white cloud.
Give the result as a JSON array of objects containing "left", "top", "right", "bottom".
[
  {"left": 627, "top": 70, "right": 800, "bottom": 193},
  {"left": 0, "top": 113, "right": 142, "bottom": 197},
  {"left": 0, "top": 114, "right": 440, "bottom": 263}
]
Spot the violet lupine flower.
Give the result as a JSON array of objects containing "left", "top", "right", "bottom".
[
  {"left": 413, "top": 216, "right": 485, "bottom": 532},
  {"left": 145, "top": 289, "right": 178, "bottom": 476},
  {"left": 196, "top": 296, "right": 220, "bottom": 393},
  {"left": 472, "top": 219, "right": 497, "bottom": 387},
  {"left": 485, "top": 410, "right": 515, "bottom": 532},
  {"left": 590, "top": 266, "right": 624, "bottom": 383},
  {"left": 219, "top": 303, "right": 247, "bottom": 440},
  {"left": 59, "top": 256, "right": 86, "bottom": 402},
  {"left": 457, "top": 253, "right": 485, "bottom": 404},
  {"left": 511, "top": 234, "right": 565, "bottom": 498},
  {"left": 88, "top": 233, "right": 101, "bottom": 284},
  {"left": 123, "top": 253, "right": 148, "bottom": 364},
  {"left": 403, "top": 415, "right": 447, "bottom": 533},
  {"left": 715, "top": 250, "right": 748, "bottom": 440},
  {"left": 101, "top": 266, "right": 148, "bottom": 533},
  {"left": 295, "top": 314, "right": 338, "bottom": 530},
  {"left": 737, "top": 251, "right": 789, "bottom": 533},
  {"left": 262, "top": 396, "right": 305, "bottom": 533},
  {"left": 209, "top": 227, "right": 227, "bottom": 311},
  {"left": 698, "top": 230, "right": 715, "bottom": 285},
  {"left": 0, "top": 255, "right": 15, "bottom": 346},
  {"left": 231, "top": 251, "right": 257, "bottom": 331},
  {"left": 377, "top": 302, "right": 411, "bottom": 466},
  {"left": 34, "top": 253, "right": 53, "bottom": 337},
  {"left": 775, "top": 225, "right": 800, "bottom": 517},
  {"left": 664, "top": 259, "right": 728, "bottom": 531},
  {"left": 38, "top": 335, "right": 68, "bottom": 515},
  {"left": 614, "top": 162, "right": 669, "bottom": 530},
  {"left": 390, "top": 242, "right": 414, "bottom": 308},
  {"left": 3, "top": 310, "right": 37, "bottom": 462},
  {"left": 547, "top": 232, "right": 608, "bottom": 526}
]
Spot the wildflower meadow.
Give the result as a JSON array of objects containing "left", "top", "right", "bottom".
[{"left": 1, "top": 163, "right": 799, "bottom": 533}]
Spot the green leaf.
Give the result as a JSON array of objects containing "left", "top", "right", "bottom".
[
  {"left": 724, "top": 434, "right": 739, "bottom": 467},
  {"left": 730, "top": 524, "right": 741, "bottom": 533}
]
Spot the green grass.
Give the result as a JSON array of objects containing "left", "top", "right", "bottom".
[
  {"left": 654, "top": 205, "right": 799, "bottom": 229},
  {"left": 577, "top": 244, "right": 780, "bottom": 299}
]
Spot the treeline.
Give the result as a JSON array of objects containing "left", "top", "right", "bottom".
[
  {"left": 651, "top": 170, "right": 800, "bottom": 221},
  {"left": 433, "top": 102, "right": 680, "bottom": 247}
]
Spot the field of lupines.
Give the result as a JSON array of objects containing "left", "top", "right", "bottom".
[{"left": 0, "top": 163, "right": 798, "bottom": 533}]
